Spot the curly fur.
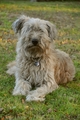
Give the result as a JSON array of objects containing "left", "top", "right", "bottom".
[{"left": 7, "top": 15, "right": 75, "bottom": 101}]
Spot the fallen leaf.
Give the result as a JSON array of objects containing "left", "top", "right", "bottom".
[
  {"left": 22, "top": 98, "right": 25, "bottom": 104},
  {"left": 0, "top": 108, "right": 4, "bottom": 113},
  {"left": 25, "top": 106, "right": 29, "bottom": 110},
  {"left": 1, "top": 117, "right": 5, "bottom": 120},
  {"left": 47, "top": 108, "right": 52, "bottom": 113},
  {"left": 54, "top": 109, "right": 57, "bottom": 112}
]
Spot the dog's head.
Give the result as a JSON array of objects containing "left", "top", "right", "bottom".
[{"left": 12, "top": 15, "right": 57, "bottom": 57}]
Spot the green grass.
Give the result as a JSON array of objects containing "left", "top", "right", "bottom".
[{"left": 0, "top": 1, "right": 80, "bottom": 120}]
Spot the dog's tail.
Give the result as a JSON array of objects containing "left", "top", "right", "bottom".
[{"left": 6, "top": 61, "right": 16, "bottom": 75}]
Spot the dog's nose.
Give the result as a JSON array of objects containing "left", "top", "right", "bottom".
[{"left": 32, "top": 39, "right": 38, "bottom": 46}]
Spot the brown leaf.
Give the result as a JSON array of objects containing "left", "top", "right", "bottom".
[
  {"left": 54, "top": 109, "right": 57, "bottom": 112},
  {"left": 0, "top": 108, "right": 4, "bottom": 113},
  {"left": 21, "top": 98, "right": 25, "bottom": 104},
  {"left": 1, "top": 117, "right": 5, "bottom": 120},
  {"left": 47, "top": 108, "right": 52, "bottom": 113}
]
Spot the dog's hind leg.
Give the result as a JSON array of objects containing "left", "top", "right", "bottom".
[{"left": 6, "top": 61, "right": 16, "bottom": 75}]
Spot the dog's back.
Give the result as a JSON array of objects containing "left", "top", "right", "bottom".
[{"left": 54, "top": 49, "right": 75, "bottom": 84}]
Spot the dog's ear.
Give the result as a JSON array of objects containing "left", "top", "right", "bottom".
[
  {"left": 46, "top": 22, "right": 57, "bottom": 40},
  {"left": 12, "top": 15, "right": 30, "bottom": 34}
]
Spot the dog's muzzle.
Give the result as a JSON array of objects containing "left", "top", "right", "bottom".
[{"left": 32, "top": 39, "right": 38, "bottom": 46}]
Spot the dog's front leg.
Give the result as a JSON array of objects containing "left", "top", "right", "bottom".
[
  {"left": 13, "top": 72, "right": 31, "bottom": 96},
  {"left": 13, "top": 79, "right": 31, "bottom": 96},
  {"left": 26, "top": 80, "right": 58, "bottom": 101}
]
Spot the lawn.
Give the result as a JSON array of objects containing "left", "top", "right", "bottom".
[{"left": 0, "top": 0, "right": 80, "bottom": 120}]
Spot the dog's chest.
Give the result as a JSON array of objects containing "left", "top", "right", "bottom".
[{"left": 21, "top": 59, "right": 47, "bottom": 86}]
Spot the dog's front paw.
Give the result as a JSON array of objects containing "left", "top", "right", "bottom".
[{"left": 26, "top": 94, "right": 45, "bottom": 102}]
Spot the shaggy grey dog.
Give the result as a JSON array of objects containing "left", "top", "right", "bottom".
[{"left": 7, "top": 15, "right": 75, "bottom": 101}]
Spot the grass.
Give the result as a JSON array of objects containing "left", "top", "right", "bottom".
[{"left": 0, "top": 0, "right": 80, "bottom": 120}]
